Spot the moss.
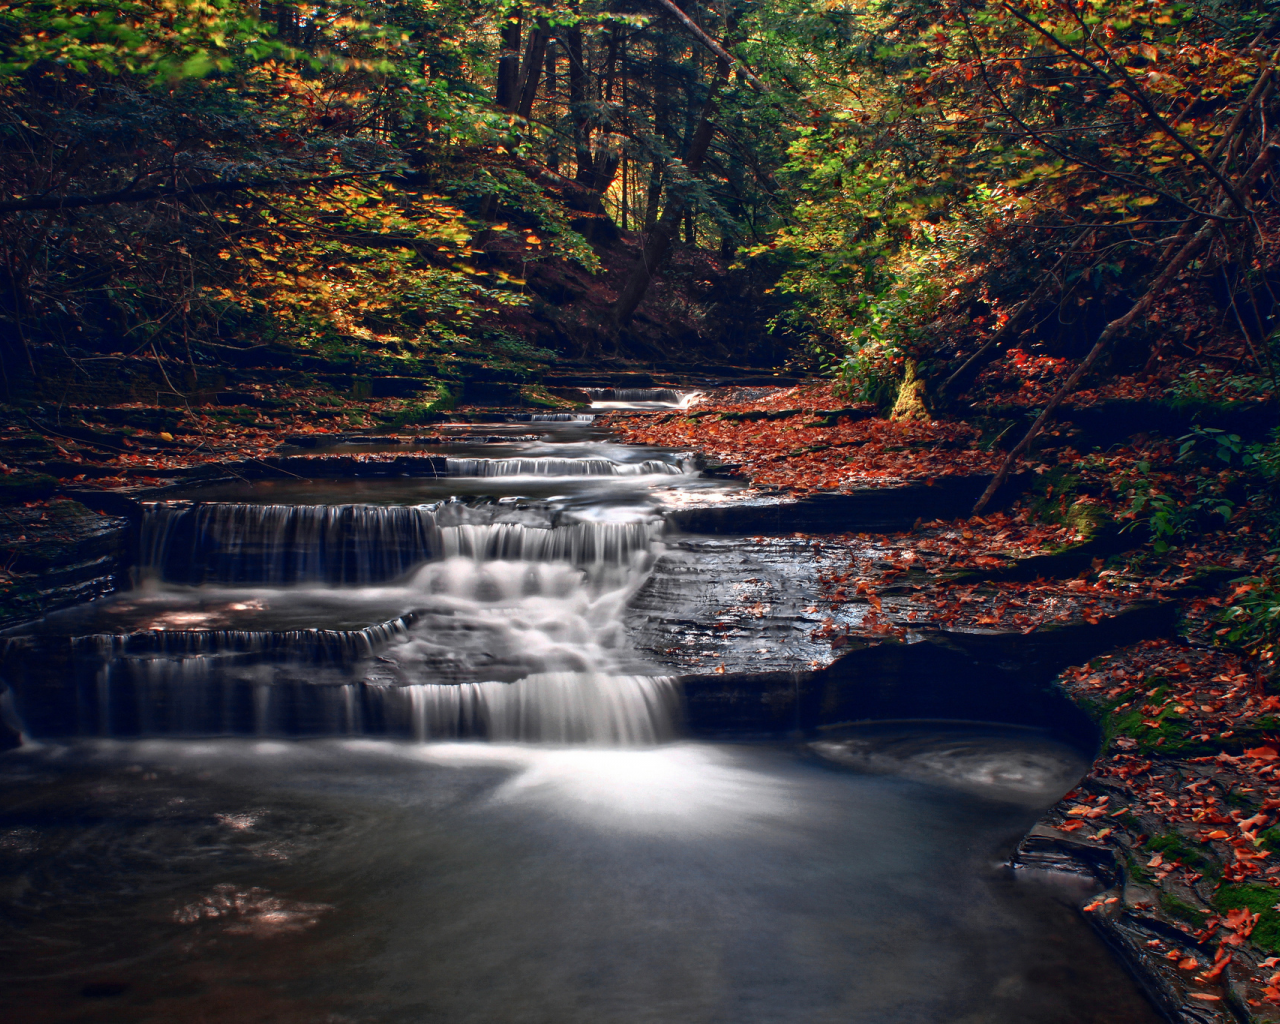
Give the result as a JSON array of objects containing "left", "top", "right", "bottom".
[
  {"left": 1098, "top": 681, "right": 1219, "bottom": 756},
  {"left": 1228, "top": 788, "right": 1260, "bottom": 811},
  {"left": 1143, "top": 832, "right": 1214, "bottom": 873},
  {"left": 386, "top": 387, "right": 455, "bottom": 428},
  {"left": 1125, "top": 853, "right": 1152, "bottom": 885},
  {"left": 889, "top": 359, "right": 929, "bottom": 422},
  {"left": 519, "top": 384, "right": 574, "bottom": 409},
  {"left": 0, "top": 472, "right": 57, "bottom": 502},
  {"left": 1214, "top": 884, "right": 1280, "bottom": 952},
  {"left": 1161, "top": 892, "right": 1209, "bottom": 927}
]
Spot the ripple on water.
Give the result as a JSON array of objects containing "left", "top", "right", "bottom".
[{"left": 809, "top": 722, "right": 1090, "bottom": 806}]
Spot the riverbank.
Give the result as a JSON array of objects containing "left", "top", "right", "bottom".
[{"left": 614, "top": 383, "right": 1280, "bottom": 1022}]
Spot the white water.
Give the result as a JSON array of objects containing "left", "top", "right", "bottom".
[
  {"left": 24, "top": 490, "right": 675, "bottom": 743},
  {"left": 444, "top": 456, "right": 691, "bottom": 477},
  {"left": 588, "top": 388, "right": 704, "bottom": 410}
]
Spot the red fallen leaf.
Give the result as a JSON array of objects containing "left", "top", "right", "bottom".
[
  {"left": 867, "top": 594, "right": 882, "bottom": 612},
  {"left": 1057, "top": 821, "right": 1085, "bottom": 832},
  {"left": 1189, "top": 994, "right": 1222, "bottom": 1002},
  {"left": 1177, "top": 958, "right": 1200, "bottom": 971},
  {"left": 1198, "top": 951, "right": 1232, "bottom": 982},
  {"left": 1224, "top": 907, "right": 1259, "bottom": 937},
  {"left": 1245, "top": 746, "right": 1280, "bottom": 761},
  {"left": 1147, "top": 853, "right": 1164, "bottom": 868}
]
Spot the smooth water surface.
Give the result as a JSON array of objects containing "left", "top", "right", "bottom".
[{"left": 0, "top": 728, "right": 1160, "bottom": 1024}]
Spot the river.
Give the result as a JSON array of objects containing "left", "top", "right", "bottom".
[{"left": 0, "top": 401, "right": 1161, "bottom": 1023}]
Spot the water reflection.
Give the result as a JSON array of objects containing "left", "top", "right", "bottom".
[{"left": 0, "top": 732, "right": 1159, "bottom": 1024}]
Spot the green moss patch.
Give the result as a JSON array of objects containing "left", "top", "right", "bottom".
[
  {"left": 0, "top": 473, "right": 57, "bottom": 502},
  {"left": 1214, "top": 884, "right": 1280, "bottom": 952},
  {"left": 1160, "top": 893, "right": 1209, "bottom": 927},
  {"left": 1143, "top": 832, "right": 1215, "bottom": 875}
]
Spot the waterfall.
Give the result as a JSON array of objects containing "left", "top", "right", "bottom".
[
  {"left": 393, "top": 673, "right": 678, "bottom": 744},
  {"left": 443, "top": 457, "right": 688, "bottom": 477},
  {"left": 141, "top": 502, "right": 660, "bottom": 586},
  {"left": 586, "top": 389, "right": 703, "bottom": 409},
  {"left": 439, "top": 521, "right": 656, "bottom": 566},
  {"left": 8, "top": 440, "right": 699, "bottom": 744},
  {"left": 142, "top": 502, "right": 443, "bottom": 585}
]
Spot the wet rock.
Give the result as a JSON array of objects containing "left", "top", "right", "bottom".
[
  {"left": 0, "top": 500, "right": 133, "bottom": 629},
  {"left": 1011, "top": 829, "right": 1237, "bottom": 1024},
  {"left": 665, "top": 474, "right": 1028, "bottom": 535}
]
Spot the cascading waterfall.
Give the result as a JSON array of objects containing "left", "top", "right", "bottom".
[
  {"left": 391, "top": 672, "right": 678, "bottom": 744},
  {"left": 443, "top": 457, "right": 689, "bottom": 477},
  {"left": 587, "top": 388, "right": 704, "bottom": 409},
  {"left": 142, "top": 502, "right": 444, "bottom": 585},
  {"left": 141, "top": 502, "right": 660, "bottom": 586},
  {"left": 439, "top": 521, "right": 655, "bottom": 567},
  {"left": 11, "top": 475, "right": 679, "bottom": 743}
]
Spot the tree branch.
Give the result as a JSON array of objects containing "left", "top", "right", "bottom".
[
  {"left": 971, "top": 128, "right": 1280, "bottom": 515},
  {"left": 648, "top": 0, "right": 764, "bottom": 92}
]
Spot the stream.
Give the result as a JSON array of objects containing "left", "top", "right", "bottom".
[{"left": 0, "top": 400, "right": 1162, "bottom": 1023}]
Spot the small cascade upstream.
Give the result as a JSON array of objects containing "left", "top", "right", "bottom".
[
  {"left": 587, "top": 387, "right": 703, "bottom": 410},
  {"left": 443, "top": 456, "right": 690, "bottom": 477}
]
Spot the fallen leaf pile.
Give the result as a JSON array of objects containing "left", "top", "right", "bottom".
[{"left": 607, "top": 384, "right": 1006, "bottom": 491}]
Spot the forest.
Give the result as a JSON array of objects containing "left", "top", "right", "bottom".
[{"left": 3, "top": 0, "right": 1280, "bottom": 1020}]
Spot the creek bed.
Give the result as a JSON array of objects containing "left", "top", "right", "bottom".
[
  {"left": 0, "top": 416, "right": 1162, "bottom": 1022},
  {"left": 0, "top": 729, "right": 1160, "bottom": 1024}
]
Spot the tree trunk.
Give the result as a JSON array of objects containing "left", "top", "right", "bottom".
[
  {"left": 514, "top": 23, "right": 548, "bottom": 118},
  {"left": 613, "top": 58, "right": 728, "bottom": 325},
  {"left": 545, "top": 41, "right": 559, "bottom": 170},
  {"left": 566, "top": 26, "right": 593, "bottom": 184},
  {"left": 496, "top": 9, "right": 522, "bottom": 108},
  {"left": 642, "top": 163, "right": 662, "bottom": 231}
]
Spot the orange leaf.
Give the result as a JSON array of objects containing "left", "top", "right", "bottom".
[{"left": 1198, "top": 952, "right": 1233, "bottom": 982}]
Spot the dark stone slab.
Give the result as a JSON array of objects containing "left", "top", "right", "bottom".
[
  {"left": 665, "top": 474, "right": 1027, "bottom": 535},
  {"left": 676, "top": 610, "right": 1177, "bottom": 749},
  {"left": 0, "top": 501, "right": 134, "bottom": 629}
]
